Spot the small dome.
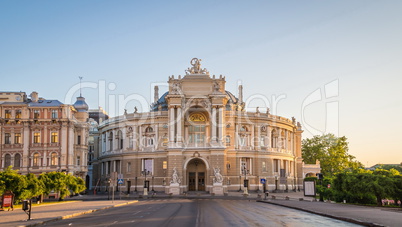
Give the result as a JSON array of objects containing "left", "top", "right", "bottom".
[
  {"left": 151, "top": 92, "right": 169, "bottom": 111},
  {"left": 74, "top": 96, "right": 89, "bottom": 112}
]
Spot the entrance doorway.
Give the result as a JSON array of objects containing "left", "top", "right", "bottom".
[{"left": 187, "top": 158, "right": 206, "bottom": 191}]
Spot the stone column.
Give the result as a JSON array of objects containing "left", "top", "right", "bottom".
[
  {"left": 211, "top": 106, "right": 217, "bottom": 144},
  {"left": 169, "top": 106, "right": 175, "bottom": 147},
  {"left": 133, "top": 126, "right": 138, "bottom": 150},
  {"left": 176, "top": 106, "right": 182, "bottom": 147},
  {"left": 218, "top": 106, "right": 224, "bottom": 146},
  {"left": 256, "top": 124, "right": 261, "bottom": 150},
  {"left": 23, "top": 123, "right": 30, "bottom": 172},
  {"left": 251, "top": 125, "right": 255, "bottom": 150},
  {"left": 139, "top": 125, "right": 143, "bottom": 151}
]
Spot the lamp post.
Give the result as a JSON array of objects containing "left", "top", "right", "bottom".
[
  {"left": 142, "top": 169, "right": 150, "bottom": 196},
  {"left": 152, "top": 176, "right": 155, "bottom": 192},
  {"left": 238, "top": 175, "right": 242, "bottom": 192},
  {"left": 134, "top": 177, "right": 137, "bottom": 192}
]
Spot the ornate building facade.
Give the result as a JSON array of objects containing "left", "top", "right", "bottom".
[
  {"left": 0, "top": 91, "right": 89, "bottom": 178},
  {"left": 95, "top": 58, "right": 304, "bottom": 193}
]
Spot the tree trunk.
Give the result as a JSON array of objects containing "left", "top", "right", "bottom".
[{"left": 376, "top": 196, "right": 382, "bottom": 206}]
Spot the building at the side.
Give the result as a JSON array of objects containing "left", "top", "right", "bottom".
[{"left": 0, "top": 91, "right": 89, "bottom": 179}]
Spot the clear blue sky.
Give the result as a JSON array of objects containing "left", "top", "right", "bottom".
[{"left": 1, "top": 0, "right": 401, "bottom": 167}]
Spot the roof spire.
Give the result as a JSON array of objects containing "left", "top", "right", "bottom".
[{"left": 79, "top": 76, "right": 83, "bottom": 97}]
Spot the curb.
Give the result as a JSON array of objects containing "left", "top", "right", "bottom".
[
  {"left": 257, "top": 200, "right": 385, "bottom": 227},
  {"left": 24, "top": 200, "right": 139, "bottom": 227}
]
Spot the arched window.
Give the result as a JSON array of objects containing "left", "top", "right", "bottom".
[
  {"left": 238, "top": 126, "right": 249, "bottom": 147},
  {"left": 145, "top": 127, "right": 153, "bottom": 133},
  {"left": 280, "top": 130, "right": 285, "bottom": 149},
  {"left": 14, "top": 153, "right": 21, "bottom": 168},
  {"left": 51, "top": 152, "right": 58, "bottom": 166},
  {"left": 109, "top": 132, "right": 113, "bottom": 151},
  {"left": 33, "top": 153, "right": 39, "bottom": 167},
  {"left": 4, "top": 154, "right": 11, "bottom": 168},
  {"left": 271, "top": 129, "right": 277, "bottom": 148},
  {"left": 188, "top": 113, "right": 207, "bottom": 147},
  {"left": 117, "top": 130, "right": 123, "bottom": 149}
]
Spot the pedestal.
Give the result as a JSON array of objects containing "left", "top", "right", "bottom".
[
  {"left": 143, "top": 188, "right": 148, "bottom": 196},
  {"left": 168, "top": 183, "right": 180, "bottom": 195},
  {"left": 212, "top": 183, "right": 224, "bottom": 196}
]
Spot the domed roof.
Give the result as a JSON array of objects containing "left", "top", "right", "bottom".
[
  {"left": 73, "top": 96, "right": 89, "bottom": 112},
  {"left": 151, "top": 92, "right": 169, "bottom": 111}
]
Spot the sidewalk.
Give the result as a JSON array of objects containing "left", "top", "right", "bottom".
[
  {"left": 257, "top": 191, "right": 402, "bottom": 227},
  {"left": 0, "top": 199, "right": 138, "bottom": 227}
]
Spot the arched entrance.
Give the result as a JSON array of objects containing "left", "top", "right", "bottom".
[{"left": 187, "top": 158, "right": 206, "bottom": 191}]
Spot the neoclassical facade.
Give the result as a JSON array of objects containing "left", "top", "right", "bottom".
[
  {"left": 94, "top": 58, "right": 304, "bottom": 193},
  {"left": 0, "top": 91, "right": 89, "bottom": 178}
]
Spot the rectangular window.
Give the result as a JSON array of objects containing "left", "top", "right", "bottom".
[
  {"left": 5, "top": 110, "right": 11, "bottom": 119},
  {"left": 34, "top": 110, "right": 40, "bottom": 118},
  {"left": 163, "top": 161, "right": 168, "bottom": 170},
  {"left": 127, "top": 162, "right": 131, "bottom": 172},
  {"left": 162, "top": 136, "right": 168, "bottom": 147},
  {"left": 77, "top": 135, "right": 81, "bottom": 145},
  {"left": 34, "top": 132, "right": 41, "bottom": 143},
  {"left": 188, "top": 125, "right": 205, "bottom": 146},
  {"left": 51, "top": 132, "right": 58, "bottom": 143},
  {"left": 51, "top": 110, "right": 58, "bottom": 118},
  {"left": 147, "top": 137, "right": 154, "bottom": 147},
  {"left": 260, "top": 136, "right": 265, "bottom": 146},
  {"left": 142, "top": 159, "right": 153, "bottom": 175},
  {"left": 225, "top": 135, "right": 231, "bottom": 146},
  {"left": 238, "top": 135, "right": 248, "bottom": 147},
  {"left": 77, "top": 156, "right": 81, "bottom": 166},
  {"left": 14, "top": 133, "right": 21, "bottom": 144},
  {"left": 262, "top": 161, "right": 267, "bottom": 172},
  {"left": 4, "top": 133, "right": 11, "bottom": 144},
  {"left": 273, "top": 159, "right": 280, "bottom": 173},
  {"left": 33, "top": 153, "right": 39, "bottom": 167},
  {"left": 51, "top": 153, "right": 58, "bottom": 166},
  {"left": 240, "top": 158, "right": 251, "bottom": 175},
  {"left": 15, "top": 110, "right": 21, "bottom": 119}
]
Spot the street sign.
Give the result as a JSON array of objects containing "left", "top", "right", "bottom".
[
  {"left": 260, "top": 178, "right": 266, "bottom": 184},
  {"left": 117, "top": 179, "right": 124, "bottom": 184}
]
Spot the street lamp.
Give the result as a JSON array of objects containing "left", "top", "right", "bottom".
[
  {"left": 238, "top": 175, "right": 242, "bottom": 192},
  {"left": 134, "top": 177, "right": 137, "bottom": 192},
  {"left": 142, "top": 169, "right": 150, "bottom": 195},
  {"left": 152, "top": 176, "right": 155, "bottom": 192}
]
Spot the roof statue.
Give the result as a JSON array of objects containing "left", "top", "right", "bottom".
[{"left": 185, "top": 58, "right": 209, "bottom": 75}]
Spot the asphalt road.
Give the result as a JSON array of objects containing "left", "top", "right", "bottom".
[{"left": 44, "top": 199, "right": 361, "bottom": 227}]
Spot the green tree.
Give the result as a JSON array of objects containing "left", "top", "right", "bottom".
[
  {"left": 376, "top": 164, "right": 402, "bottom": 174},
  {"left": 302, "top": 134, "right": 363, "bottom": 176},
  {"left": 332, "top": 169, "right": 400, "bottom": 206},
  {"left": 22, "top": 173, "right": 45, "bottom": 200},
  {"left": 0, "top": 167, "right": 28, "bottom": 203},
  {"left": 39, "top": 172, "right": 86, "bottom": 201}
]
